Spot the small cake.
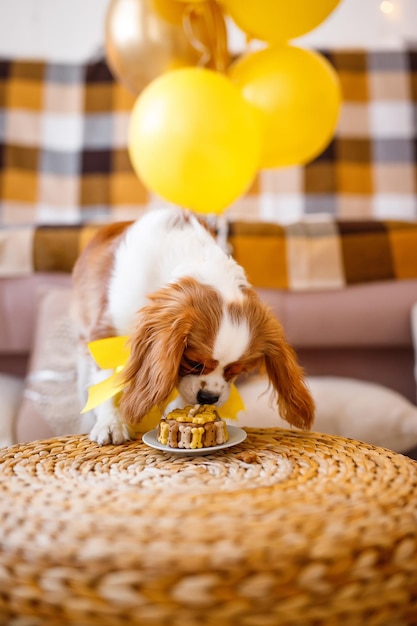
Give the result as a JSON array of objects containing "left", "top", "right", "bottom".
[{"left": 157, "top": 404, "right": 229, "bottom": 449}]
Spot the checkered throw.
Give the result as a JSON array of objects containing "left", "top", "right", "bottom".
[
  {"left": 1, "top": 218, "right": 417, "bottom": 291},
  {"left": 0, "top": 50, "right": 416, "bottom": 226},
  {"left": 0, "top": 59, "right": 147, "bottom": 225}
]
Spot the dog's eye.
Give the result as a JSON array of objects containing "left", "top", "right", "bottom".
[
  {"left": 180, "top": 356, "right": 205, "bottom": 376},
  {"left": 189, "top": 360, "right": 205, "bottom": 374}
]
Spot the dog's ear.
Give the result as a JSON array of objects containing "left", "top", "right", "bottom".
[
  {"left": 119, "top": 286, "right": 193, "bottom": 424},
  {"left": 248, "top": 299, "right": 315, "bottom": 430}
]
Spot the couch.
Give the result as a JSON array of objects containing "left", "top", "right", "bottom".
[{"left": 1, "top": 217, "right": 417, "bottom": 457}]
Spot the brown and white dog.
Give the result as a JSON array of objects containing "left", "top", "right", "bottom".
[{"left": 72, "top": 207, "right": 314, "bottom": 444}]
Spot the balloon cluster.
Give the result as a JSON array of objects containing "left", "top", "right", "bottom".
[{"left": 106, "top": 0, "right": 342, "bottom": 214}]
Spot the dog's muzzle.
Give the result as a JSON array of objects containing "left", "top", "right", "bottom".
[{"left": 196, "top": 389, "right": 220, "bottom": 405}]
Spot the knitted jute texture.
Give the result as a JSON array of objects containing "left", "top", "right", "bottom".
[{"left": 0, "top": 428, "right": 416, "bottom": 626}]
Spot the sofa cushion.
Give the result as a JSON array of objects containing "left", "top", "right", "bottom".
[
  {"left": 0, "top": 273, "right": 71, "bottom": 354},
  {"left": 0, "top": 374, "right": 24, "bottom": 447},
  {"left": 16, "top": 288, "right": 81, "bottom": 443},
  {"left": 236, "top": 375, "right": 417, "bottom": 453}
]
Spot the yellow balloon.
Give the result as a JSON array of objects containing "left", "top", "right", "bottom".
[
  {"left": 222, "top": 0, "right": 341, "bottom": 43},
  {"left": 128, "top": 68, "right": 262, "bottom": 214},
  {"left": 229, "top": 45, "right": 341, "bottom": 168}
]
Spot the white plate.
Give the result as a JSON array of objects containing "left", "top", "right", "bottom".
[{"left": 142, "top": 425, "right": 247, "bottom": 456}]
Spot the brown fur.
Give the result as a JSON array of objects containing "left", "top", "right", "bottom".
[
  {"left": 72, "top": 222, "right": 132, "bottom": 342},
  {"left": 120, "top": 278, "right": 224, "bottom": 423}
]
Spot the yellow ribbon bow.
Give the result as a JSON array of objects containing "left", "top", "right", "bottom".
[{"left": 82, "top": 336, "right": 245, "bottom": 432}]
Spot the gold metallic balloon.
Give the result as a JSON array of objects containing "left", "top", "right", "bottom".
[{"left": 105, "top": 0, "right": 199, "bottom": 95}]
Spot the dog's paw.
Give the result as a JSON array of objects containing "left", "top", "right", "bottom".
[{"left": 89, "top": 420, "right": 136, "bottom": 446}]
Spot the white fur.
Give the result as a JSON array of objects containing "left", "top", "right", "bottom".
[
  {"left": 108, "top": 208, "right": 248, "bottom": 335},
  {"left": 213, "top": 311, "right": 251, "bottom": 364}
]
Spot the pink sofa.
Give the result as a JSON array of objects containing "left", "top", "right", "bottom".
[
  {"left": 258, "top": 280, "right": 417, "bottom": 404},
  {"left": 0, "top": 273, "right": 72, "bottom": 377},
  {"left": 1, "top": 273, "right": 416, "bottom": 402}
]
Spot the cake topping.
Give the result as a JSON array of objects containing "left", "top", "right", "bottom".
[{"left": 165, "top": 404, "right": 220, "bottom": 425}]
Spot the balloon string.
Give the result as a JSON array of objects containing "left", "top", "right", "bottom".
[
  {"left": 208, "top": 0, "right": 229, "bottom": 73},
  {"left": 183, "top": 6, "right": 212, "bottom": 68},
  {"left": 182, "top": 1, "right": 229, "bottom": 73}
]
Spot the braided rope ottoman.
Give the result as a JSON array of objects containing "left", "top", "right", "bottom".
[{"left": 0, "top": 428, "right": 417, "bottom": 626}]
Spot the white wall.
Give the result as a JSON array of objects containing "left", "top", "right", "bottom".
[
  {"left": 295, "top": 0, "right": 417, "bottom": 49},
  {"left": 0, "top": 0, "right": 416, "bottom": 63},
  {"left": 0, "top": 0, "right": 108, "bottom": 61}
]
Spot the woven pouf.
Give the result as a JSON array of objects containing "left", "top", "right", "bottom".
[{"left": 0, "top": 428, "right": 417, "bottom": 626}]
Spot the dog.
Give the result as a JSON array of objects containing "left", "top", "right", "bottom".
[{"left": 72, "top": 207, "right": 315, "bottom": 444}]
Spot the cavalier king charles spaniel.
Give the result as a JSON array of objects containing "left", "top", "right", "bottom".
[{"left": 72, "top": 207, "right": 315, "bottom": 444}]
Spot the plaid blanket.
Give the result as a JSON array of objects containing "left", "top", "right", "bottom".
[
  {"left": 0, "top": 59, "right": 146, "bottom": 225},
  {"left": 1, "top": 218, "right": 417, "bottom": 290},
  {"left": 0, "top": 50, "right": 416, "bottom": 226}
]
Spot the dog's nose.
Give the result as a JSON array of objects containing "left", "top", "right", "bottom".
[{"left": 196, "top": 389, "right": 220, "bottom": 405}]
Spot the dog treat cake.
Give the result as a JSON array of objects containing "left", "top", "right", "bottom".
[{"left": 157, "top": 404, "right": 229, "bottom": 449}]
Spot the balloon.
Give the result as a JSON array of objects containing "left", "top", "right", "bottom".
[
  {"left": 222, "top": 0, "right": 341, "bottom": 43},
  {"left": 152, "top": 0, "right": 184, "bottom": 23},
  {"left": 128, "top": 68, "right": 261, "bottom": 214},
  {"left": 105, "top": 0, "right": 200, "bottom": 95},
  {"left": 229, "top": 45, "right": 341, "bottom": 168}
]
